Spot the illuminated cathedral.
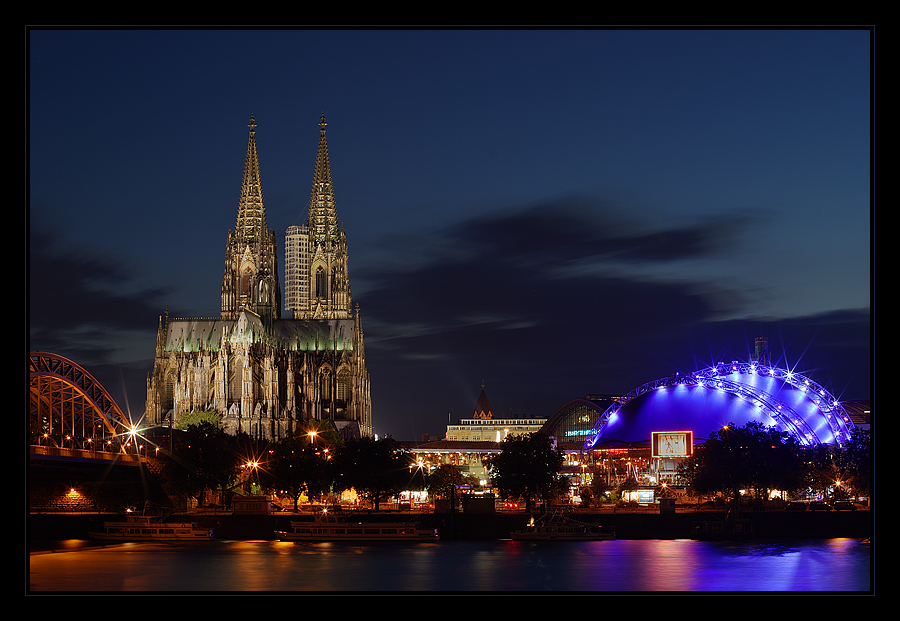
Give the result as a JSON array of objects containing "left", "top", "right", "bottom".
[{"left": 145, "top": 115, "right": 372, "bottom": 440}]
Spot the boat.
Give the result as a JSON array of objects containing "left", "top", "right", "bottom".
[
  {"left": 88, "top": 514, "right": 215, "bottom": 541},
  {"left": 691, "top": 519, "right": 753, "bottom": 540},
  {"left": 510, "top": 512, "right": 616, "bottom": 541},
  {"left": 275, "top": 513, "right": 439, "bottom": 542}
]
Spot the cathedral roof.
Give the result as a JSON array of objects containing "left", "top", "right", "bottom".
[{"left": 163, "top": 311, "right": 356, "bottom": 353}]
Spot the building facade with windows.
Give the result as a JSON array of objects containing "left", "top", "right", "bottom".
[
  {"left": 445, "top": 418, "right": 548, "bottom": 442},
  {"left": 444, "top": 386, "right": 546, "bottom": 442},
  {"left": 283, "top": 224, "right": 310, "bottom": 316}
]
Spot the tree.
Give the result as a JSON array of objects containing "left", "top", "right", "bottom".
[
  {"left": 427, "top": 464, "right": 478, "bottom": 498},
  {"left": 160, "top": 421, "right": 239, "bottom": 506},
  {"left": 801, "top": 443, "right": 838, "bottom": 500},
  {"left": 266, "top": 433, "right": 336, "bottom": 511},
  {"left": 173, "top": 410, "right": 222, "bottom": 430},
  {"left": 589, "top": 476, "right": 614, "bottom": 506},
  {"left": 486, "top": 433, "right": 563, "bottom": 512},
  {"left": 842, "top": 427, "right": 871, "bottom": 501},
  {"left": 678, "top": 421, "right": 805, "bottom": 518},
  {"left": 333, "top": 436, "right": 413, "bottom": 510},
  {"left": 300, "top": 419, "right": 342, "bottom": 448}
]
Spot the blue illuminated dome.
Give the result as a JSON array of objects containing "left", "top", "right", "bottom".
[{"left": 583, "top": 361, "right": 855, "bottom": 449}]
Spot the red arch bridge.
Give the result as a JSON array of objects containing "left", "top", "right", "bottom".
[{"left": 29, "top": 352, "right": 148, "bottom": 464}]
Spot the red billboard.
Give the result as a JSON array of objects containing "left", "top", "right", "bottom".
[{"left": 651, "top": 431, "right": 693, "bottom": 458}]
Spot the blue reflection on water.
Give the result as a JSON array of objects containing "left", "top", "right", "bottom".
[{"left": 29, "top": 538, "right": 871, "bottom": 593}]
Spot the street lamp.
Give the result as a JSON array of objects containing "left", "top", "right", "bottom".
[{"left": 244, "top": 459, "right": 260, "bottom": 495}]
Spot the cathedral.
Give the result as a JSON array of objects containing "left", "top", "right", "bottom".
[{"left": 145, "top": 115, "right": 372, "bottom": 441}]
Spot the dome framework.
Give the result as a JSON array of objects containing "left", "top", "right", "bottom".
[{"left": 583, "top": 361, "right": 855, "bottom": 450}]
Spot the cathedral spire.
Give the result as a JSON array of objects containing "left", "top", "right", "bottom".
[
  {"left": 284, "top": 115, "right": 351, "bottom": 320},
  {"left": 309, "top": 113, "right": 339, "bottom": 244},
  {"left": 221, "top": 116, "right": 280, "bottom": 321},
  {"left": 234, "top": 115, "right": 267, "bottom": 241}
]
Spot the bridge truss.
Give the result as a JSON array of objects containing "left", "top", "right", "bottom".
[{"left": 29, "top": 352, "right": 138, "bottom": 452}]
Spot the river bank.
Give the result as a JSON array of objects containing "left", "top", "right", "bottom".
[{"left": 28, "top": 508, "right": 872, "bottom": 545}]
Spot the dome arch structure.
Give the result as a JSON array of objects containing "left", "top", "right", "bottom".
[
  {"left": 583, "top": 361, "right": 856, "bottom": 450},
  {"left": 30, "top": 351, "right": 134, "bottom": 448}
]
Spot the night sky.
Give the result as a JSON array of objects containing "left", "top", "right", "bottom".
[{"left": 28, "top": 28, "right": 872, "bottom": 440}]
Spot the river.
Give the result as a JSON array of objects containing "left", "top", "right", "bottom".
[{"left": 28, "top": 537, "right": 871, "bottom": 593}]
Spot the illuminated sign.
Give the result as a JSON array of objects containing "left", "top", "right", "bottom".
[
  {"left": 651, "top": 431, "right": 693, "bottom": 458},
  {"left": 623, "top": 489, "right": 655, "bottom": 504}
]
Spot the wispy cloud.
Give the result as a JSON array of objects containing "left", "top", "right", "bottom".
[{"left": 356, "top": 198, "right": 869, "bottom": 430}]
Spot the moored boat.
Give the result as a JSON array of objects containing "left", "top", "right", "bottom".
[
  {"left": 88, "top": 514, "right": 214, "bottom": 541},
  {"left": 511, "top": 512, "right": 616, "bottom": 541},
  {"left": 691, "top": 519, "right": 753, "bottom": 540},
  {"left": 276, "top": 513, "right": 439, "bottom": 542}
]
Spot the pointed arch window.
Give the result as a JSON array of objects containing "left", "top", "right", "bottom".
[
  {"left": 164, "top": 372, "right": 175, "bottom": 413},
  {"left": 320, "top": 368, "right": 332, "bottom": 401},
  {"left": 315, "top": 267, "right": 326, "bottom": 299},
  {"left": 242, "top": 267, "right": 253, "bottom": 300},
  {"left": 336, "top": 368, "right": 351, "bottom": 401}
]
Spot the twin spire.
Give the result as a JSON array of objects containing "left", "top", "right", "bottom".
[
  {"left": 227, "top": 114, "right": 349, "bottom": 321},
  {"left": 236, "top": 113, "right": 339, "bottom": 244}
]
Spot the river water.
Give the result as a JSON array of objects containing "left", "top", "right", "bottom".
[{"left": 28, "top": 537, "right": 871, "bottom": 594}]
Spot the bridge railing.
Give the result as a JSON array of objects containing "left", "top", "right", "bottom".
[{"left": 30, "top": 445, "right": 143, "bottom": 465}]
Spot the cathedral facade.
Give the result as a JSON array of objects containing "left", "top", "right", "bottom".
[{"left": 145, "top": 116, "right": 372, "bottom": 441}]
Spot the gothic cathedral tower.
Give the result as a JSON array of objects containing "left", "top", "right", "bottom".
[
  {"left": 146, "top": 115, "right": 372, "bottom": 441},
  {"left": 221, "top": 116, "right": 281, "bottom": 321},
  {"left": 285, "top": 115, "right": 351, "bottom": 319}
]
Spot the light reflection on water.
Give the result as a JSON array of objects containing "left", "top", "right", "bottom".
[{"left": 28, "top": 538, "right": 871, "bottom": 593}]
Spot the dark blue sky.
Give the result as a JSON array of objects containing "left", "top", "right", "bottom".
[{"left": 28, "top": 28, "right": 872, "bottom": 440}]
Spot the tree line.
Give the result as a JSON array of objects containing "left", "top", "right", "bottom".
[
  {"left": 675, "top": 421, "right": 871, "bottom": 515},
  {"left": 157, "top": 420, "right": 425, "bottom": 511},
  {"left": 154, "top": 416, "right": 870, "bottom": 514},
  {"left": 154, "top": 419, "right": 566, "bottom": 512}
]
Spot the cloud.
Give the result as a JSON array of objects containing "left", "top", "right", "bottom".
[
  {"left": 29, "top": 230, "right": 169, "bottom": 333},
  {"left": 28, "top": 196, "right": 868, "bottom": 439},
  {"left": 445, "top": 197, "right": 747, "bottom": 266},
  {"left": 359, "top": 197, "right": 749, "bottom": 338},
  {"left": 28, "top": 226, "right": 170, "bottom": 395},
  {"left": 356, "top": 199, "right": 869, "bottom": 436},
  {"left": 28, "top": 225, "right": 175, "bottom": 420}
]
